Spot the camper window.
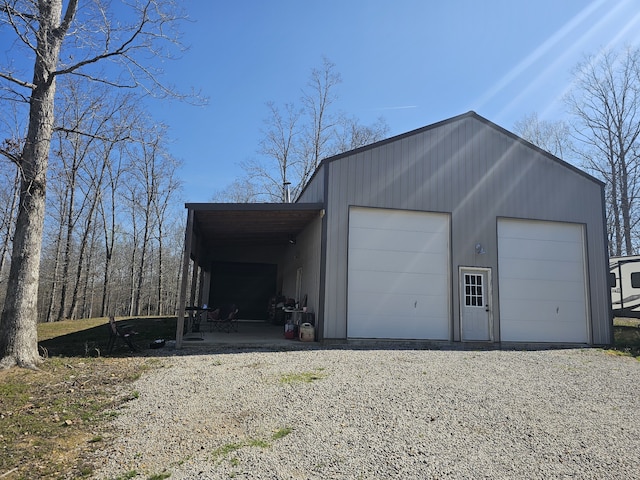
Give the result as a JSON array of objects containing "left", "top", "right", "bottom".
[
  {"left": 632, "top": 272, "right": 640, "bottom": 288},
  {"left": 609, "top": 273, "right": 617, "bottom": 288}
]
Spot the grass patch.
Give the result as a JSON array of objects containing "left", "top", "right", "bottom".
[
  {"left": 611, "top": 317, "right": 640, "bottom": 359},
  {"left": 212, "top": 441, "right": 245, "bottom": 459},
  {"left": 147, "top": 472, "right": 172, "bottom": 480},
  {"left": 211, "top": 427, "right": 294, "bottom": 463},
  {"left": 272, "top": 427, "right": 293, "bottom": 440},
  {"left": 247, "top": 438, "right": 271, "bottom": 448},
  {"left": 112, "top": 471, "right": 138, "bottom": 480},
  {"left": 279, "top": 369, "right": 326, "bottom": 384},
  {"left": 38, "top": 316, "right": 177, "bottom": 357},
  {"left": 0, "top": 318, "right": 172, "bottom": 479}
]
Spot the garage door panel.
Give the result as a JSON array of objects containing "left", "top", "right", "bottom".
[
  {"left": 500, "top": 278, "right": 587, "bottom": 301},
  {"left": 348, "top": 208, "right": 450, "bottom": 340},
  {"left": 498, "top": 219, "right": 588, "bottom": 343},
  {"left": 500, "top": 223, "right": 582, "bottom": 242},
  {"left": 350, "top": 209, "right": 447, "bottom": 232},
  {"left": 500, "top": 300, "right": 588, "bottom": 342},
  {"left": 349, "top": 292, "right": 449, "bottom": 317},
  {"left": 349, "top": 228, "right": 448, "bottom": 253},
  {"left": 349, "top": 271, "right": 448, "bottom": 296},
  {"left": 349, "top": 250, "right": 447, "bottom": 276},
  {"left": 348, "top": 313, "right": 449, "bottom": 339},
  {"left": 500, "top": 316, "right": 588, "bottom": 343},
  {"left": 500, "top": 258, "right": 584, "bottom": 282},
  {"left": 499, "top": 238, "right": 584, "bottom": 263},
  {"left": 500, "top": 298, "right": 587, "bottom": 319}
]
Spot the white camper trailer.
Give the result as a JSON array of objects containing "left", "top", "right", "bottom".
[{"left": 610, "top": 255, "right": 640, "bottom": 318}]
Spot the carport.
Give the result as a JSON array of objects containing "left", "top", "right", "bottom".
[{"left": 175, "top": 203, "right": 324, "bottom": 348}]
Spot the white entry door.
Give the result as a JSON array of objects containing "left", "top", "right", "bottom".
[{"left": 460, "top": 268, "right": 491, "bottom": 341}]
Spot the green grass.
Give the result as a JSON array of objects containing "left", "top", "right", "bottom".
[
  {"left": 147, "top": 472, "right": 172, "bottom": 480},
  {"left": 272, "top": 426, "right": 293, "bottom": 440},
  {"left": 279, "top": 370, "right": 326, "bottom": 384},
  {"left": 0, "top": 317, "right": 174, "bottom": 479},
  {"left": 211, "top": 427, "right": 294, "bottom": 463},
  {"left": 212, "top": 441, "right": 246, "bottom": 459},
  {"left": 611, "top": 317, "right": 640, "bottom": 359},
  {"left": 38, "top": 316, "right": 177, "bottom": 357}
]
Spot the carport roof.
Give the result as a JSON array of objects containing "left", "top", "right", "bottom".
[{"left": 186, "top": 203, "right": 324, "bottom": 247}]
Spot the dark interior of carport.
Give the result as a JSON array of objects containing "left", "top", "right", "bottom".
[{"left": 175, "top": 203, "right": 323, "bottom": 346}]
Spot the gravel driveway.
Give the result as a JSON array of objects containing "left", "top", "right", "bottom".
[{"left": 91, "top": 347, "right": 640, "bottom": 479}]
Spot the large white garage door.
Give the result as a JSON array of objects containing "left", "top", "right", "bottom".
[
  {"left": 498, "top": 219, "right": 589, "bottom": 343},
  {"left": 347, "top": 207, "right": 450, "bottom": 339}
]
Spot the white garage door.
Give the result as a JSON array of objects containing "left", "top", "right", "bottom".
[
  {"left": 347, "top": 207, "right": 450, "bottom": 339},
  {"left": 498, "top": 219, "right": 589, "bottom": 343}
]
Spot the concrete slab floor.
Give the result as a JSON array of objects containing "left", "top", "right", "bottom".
[{"left": 180, "top": 320, "right": 317, "bottom": 348}]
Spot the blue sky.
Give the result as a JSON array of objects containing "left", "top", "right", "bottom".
[
  {"left": 161, "top": 0, "right": 640, "bottom": 202},
  {"left": 3, "top": 1, "right": 640, "bottom": 202}
]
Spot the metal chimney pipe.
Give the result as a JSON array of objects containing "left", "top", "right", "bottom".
[{"left": 283, "top": 181, "right": 291, "bottom": 203}]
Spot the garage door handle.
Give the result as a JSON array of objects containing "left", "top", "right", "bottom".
[{"left": 485, "top": 305, "right": 490, "bottom": 312}]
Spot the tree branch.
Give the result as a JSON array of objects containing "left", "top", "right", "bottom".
[
  {"left": 55, "top": 0, "right": 79, "bottom": 38},
  {"left": 0, "top": 145, "right": 20, "bottom": 165},
  {"left": 53, "top": 126, "right": 130, "bottom": 144},
  {"left": 0, "top": 71, "right": 35, "bottom": 90}
]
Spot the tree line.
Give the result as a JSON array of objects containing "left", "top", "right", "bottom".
[{"left": 0, "top": 77, "right": 185, "bottom": 323}]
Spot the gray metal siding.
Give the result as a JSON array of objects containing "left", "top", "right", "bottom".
[
  {"left": 322, "top": 114, "right": 610, "bottom": 343},
  {"left": 281, "top": 215, "right": 323, "bottom": 317},
  {"left": 297, "top": 165, "right": 325, "bottom": 203}
]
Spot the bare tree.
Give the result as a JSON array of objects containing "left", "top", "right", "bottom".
[
  {"left": 565, "top": 47, "right": 640, "bottom": 256},
  {"left": 0, "top": 161, "right": 19, "bottom": 292},
  {"left": 0, "top": 107, "right": 24, "bottom": 315},
  {"left": 52, "top": 78, "right": 107, "bottom": 321},
  {"left": 334, "top": 115, "right": 390, "bottom": 154},
  {"left": 241, "top": 101, "right": 302, "bottom": 202},
  {"left": 98, "top": 140, "right": 127, "bottom": 317},
  {"left": 95, "top": 97, "right": 140, "bottom": 318},
  {"left": 0, "top": 0, "right": 188, "bottom": 368},
  {"left": 513, "top": 112, "right": 574, "bottom": 160},
  {"left": 211, "top": 178, "right": 261, "bottom": 203},
  {"left": 298, "top": 57, "right": 342, "bottom": 181},
  {"left": 223, "top": 58, "right": 389, "bottom": 203},
  {"left": 122, "top": 119, "right": 180, "bottom": 316}
]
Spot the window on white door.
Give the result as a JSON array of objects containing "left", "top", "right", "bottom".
[{"left": 464, "top": 273, "right": 484, "bottom": 307}]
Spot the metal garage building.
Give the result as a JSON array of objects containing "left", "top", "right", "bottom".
[{"left": 177, "top": 111, "right": 612, "bottom": 346}]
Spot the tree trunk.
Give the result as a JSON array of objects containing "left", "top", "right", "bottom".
[
  {"left": 157, "top": 229, "right": 164, "bottom": 316},
  {"left": 0, "top": 168, "right": 20, "bottom": 281},
  {"left": 0, "top": 82, "right": 58, "bottom": 368},
  {"left": 610, "top": 154, "right": 622, "bottom": 256},
  {"left": 134, "top": 221, "right": 150, "bottom": 316},
  {"left": 67, "top": 178, "right": 103, "bottom": 319},
  {"left": 100, "top": 172, "right": 118, "bottom": 318},
  {"left": 44, "top": 211, "right": 66, "bottom": 323}
]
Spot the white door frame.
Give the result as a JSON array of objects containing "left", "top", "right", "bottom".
[{"left": 459, "top": 266, "right": 493, "bottom": 342}]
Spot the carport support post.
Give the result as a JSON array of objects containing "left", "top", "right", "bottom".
[{"left": 176, "top": 209, "right": 195, "bottom": 349}]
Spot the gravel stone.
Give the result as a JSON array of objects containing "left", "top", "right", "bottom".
[{"left": 90, "top": 347, "right": 640, "bottom": 479}]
